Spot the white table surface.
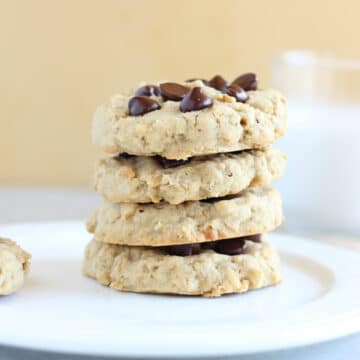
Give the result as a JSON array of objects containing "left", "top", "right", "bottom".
[{"left": 0, "top": 187, "right": 359, "bottom": 360}]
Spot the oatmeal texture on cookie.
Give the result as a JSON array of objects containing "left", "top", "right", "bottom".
[
  {"left": 83, "top": 238, "right": 281, "bottom": 297},
  {"left": 0, "top": 238, "right": 31, "bottom": 295},
  {"left": 94, "top": 149, "right": 286, "bottom": 204},
  {"left": 87, "top": 187, "right": 283, "bottom": 246},
  {"left": 92, "top": 80, "right": 287, "bottom": 159}
]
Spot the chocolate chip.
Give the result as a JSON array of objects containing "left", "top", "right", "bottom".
[
  {"left": 164, "top": 244, "right": 191, "bottom": 256},
  {"left": 231, "top": 149, "right": 246, "bottom": 155},
  {"left": 225, "top": 84, "right": 249, "bottom": 102},
  {"left": 159, "top": 82, "right": 189, "bottom": 101},
  {"left": 163, "top": 244, "right": 200, "bottom": 256},
  {"left": 128, "top": 96, "right": 161, "bottom": 116},
  {"left": 135, "top": 85, "right": 161, "bottom": 97},
  {"left": 214, "top": 238, "right": 246, "bottom": 255},
  {"left": 115, "top": 152, "right": 136, "bottom": 160},
  {"left": 201, "top": 197, "right": 224, "bottom": 204},
  {"left": 191, "top": 243, "right": 201, "bottom": 255},
  {"left": 232, "top": 73, "right": 258, "bottom": 91},
  {"left": 246, "top": 234, "right": 261, "bottom": 243},
  {"left": 180, "top": 87, "right": 213, "bottom": 112},
  {"left": 156, "top": 156, "right": 191, "bottom": 169},
  {"left": 201, "top": 241, "right": 215, "bottom": 250},
  {"left": 208, "top": 75, "right": 229, "bottom": 92},
  {"left": 200, "top": 193, "right": 240, "bottom": 204},
  {"left": 160, "top": 235, "right": 262, "bottom": 257}
]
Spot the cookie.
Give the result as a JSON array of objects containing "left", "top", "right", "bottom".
[
  {"left": 86, "top": 186, "right": 282, "bottom": 246},
  {"left": 94, "top": 149, "right": 286, "bottom": 204},
  {"left": 83, "top": 237, "right": 281, "bottom": 297},
  {"left": 92, "top": 80, "right": 287, "bottom": 159},
  {"left": 0, "top": 238, "right": 31, "bottom": 295}
]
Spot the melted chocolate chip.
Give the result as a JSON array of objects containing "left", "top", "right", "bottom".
[
  {"left": 135, "top": 85, "right": 161, "bottom": 97},
  {"left": 246, "top": 234, "right": 262, "bottom": 243},
  {"left": 232, "top": 73, "right": 258, "bottom": 91},
  {"left": 160, "top": 82, "right": 189, "bottom": 101},
  {"left": 191, "top": 243, "right": 201, "bottom": 255},
  {"left": 163, "top": 243, "right": 201, "bottom": 256},
  {"left": 116, "top": 149, "right": 249, "bottom": 165},
  {"left": 115, "top": 152, "right": 136, "bottom": 159},
  {"left": 180, "top": 87, "right": 213, "bottom": 112},
  {"left": 208, "top": 75, "right": 229, "bottom": 92},
  {"left": 225, "top": 84, "right": 249, "bottom": 102},
  {"left": 201, "top": 241, "right": 215, "bottom": 250},
  {"left": 214, "top": 238, "right": 246, "bottom": 255},
  {"left": 128, "top": 96, "right": 161, "bottom": 116},
  {"left": 161, "top": 235, "right": 261, "bottom": 256},
  {"left": 200, "top": 193, "right": 240, "bottom": 204},
  {"left": 156, "top": 156, "right": 191, "bottom": 169}
]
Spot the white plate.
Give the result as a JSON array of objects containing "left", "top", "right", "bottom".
[{"left": 0, "top": 221, "right": 359, "bottom": 358}]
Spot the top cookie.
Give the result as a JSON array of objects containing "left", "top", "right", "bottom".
[{"left": 92, "top": 74, "right": 287, "bottom": 159}]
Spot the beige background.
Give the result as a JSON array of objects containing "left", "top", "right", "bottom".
[{"left": 1, "top": 0, "right": 359, "bottom": 186}]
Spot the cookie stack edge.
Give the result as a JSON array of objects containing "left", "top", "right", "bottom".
[{"left": 84, "top": 76, "right": 287, "bottom": 297}]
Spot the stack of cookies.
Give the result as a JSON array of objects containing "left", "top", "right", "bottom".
[{"left": 84, "top": 73, "right": 287, "bottom": 297}]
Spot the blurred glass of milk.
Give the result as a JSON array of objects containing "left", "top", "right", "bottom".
[{"left": 272, "top": 51, "right": 360, "bottom": 236}]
